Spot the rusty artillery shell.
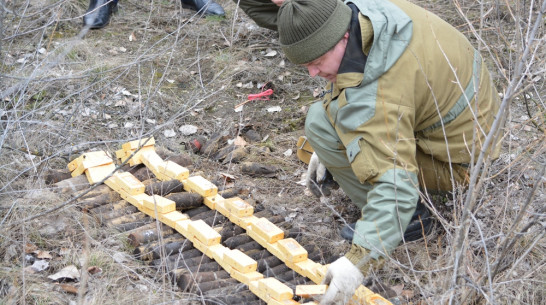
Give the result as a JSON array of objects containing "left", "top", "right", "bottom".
[
  {"left": 263, "top": 261, "right": 291, "bottom": 277},
  {"left": 76, "top": 184, "right": 114, "bottom": 200},
  {"left": 44, "top": 169, "right": 72, "bottom": 185},
  {"left": 224, "top": 234, "right": 254, "bottom": 248},
  {"left": 128, "top": 225, "right": 174, "bottom": 247},
  {"left": 78, "top": 192, "right": 121, "bottom": 210},
  {"left": 218, "top": 224, "right": 246, "bottom": 242},
  {"left": 257, "top": 255, "right": 284, "bottom": 273},
  {"left": 187, "top": 278, "right": 240, "bottom": 293},
  {"left": 204, "top": 287, "right": 261, "bottom": 305},
  {"left": 114, "top": 218, "right": 153, "bottom": 232},
  {"left": 234, "top": 240, "right": 263, "bottom": 252},
  {"left": 218, "top": 187, "right": 242, "bottom": 199},
  {"left": 89, "top": 200, "right": 130, "bottom": 214},
  {"left": 165, "top": 192, "right": 203, "bottom": 211},
  {"left": 185, "top": 261, "right": 222, "bottom": 273},
  {"left": 53, "top": 175, "right": 89, "bottom": 193},
  {"left": 93, "top": 205, "right": 138, "bottom": 223},
  {"left": 130, "top": 166, "right": 154, "bottom": 181},
  {"left": 175, "top": 269, "right": 231, "bottom": 291},
  {"left": 107, "top": 212, "right": 147, "bottom": 226},
  {"left": 150, "top": 246, "right": 208, "bottom": 268},
  {"left": 133, "top": 236, "right": 186, "bottom": 260},
  {"left": 145, "top": 179, "right": 184, "bottom": 196},
  {"left": 185, "top": 205, "right": 210, "bottom": 218}
]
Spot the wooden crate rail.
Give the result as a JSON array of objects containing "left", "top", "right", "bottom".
[{"left": 67, "top": 138, "right": 392, "bottom": 305}]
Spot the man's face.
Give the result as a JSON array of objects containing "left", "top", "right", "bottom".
[{"left": 302, "top": 33, "right": 349, "bottom": 83}]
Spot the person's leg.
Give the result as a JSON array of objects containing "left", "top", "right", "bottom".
[
  {"left": 415, "top": 148, "right": 470, "bottom": 193},
  {"left": 181, "top": 0, "right": 225, "bottom": 16},
  {"left": 83, "top": 0, "right": 118, "bottom": 29},
  {"left": 305, "top": 102, "right": 441, "bottom": 242},
  {"left": 305, "top": 102, "right": 372, "bottom": 210}
]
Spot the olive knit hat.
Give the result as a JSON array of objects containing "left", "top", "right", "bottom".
[{"left": 278, "top": 0, "right": 352, "bottom": 64}]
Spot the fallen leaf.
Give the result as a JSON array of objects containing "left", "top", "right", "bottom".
[
  {"left": 401, "top": 289, "right": 414, "bottom": 299},
  {"left": 129, "top": 32, "right": 136, "bottom": 41},
  {"left": 58, "top": 283, "right": 78, "bottom": 295},
  {"left": 25, "top": 243, "right": 38, "bottom": 254},
  {"left": 31, "top": 260, "right": 49, "bottom": 272},
  {"left": 220, "top": 172, "right": 236, "bottom": 182},
  {"left": 87, "top": 266, "right": 102, "bottom": 275},
  {"left": 124, "top": 122, "right": 134, "bottom": 128},
  {"left": 179, "top": 124, "right": 198, "bottom": 136},
  {"left": 34, "top": 250, "right": 53, "bottom": 259},
  {"left": 163, "top": 129, "right": 176, "bottom": 138},
  {"left": 59, "top": 248, "right": 70, "bottom": 256},
  {"left": 264, "top": 50, "right": 277, "bottom": 57},
  {"left": 48, "top": 265, "right": 79, "bottom": 282},
  {"left": 233, "top": 136, "right": 247, "bottom": 147}
]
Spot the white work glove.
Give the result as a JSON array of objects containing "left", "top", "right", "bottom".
[
  {"left": 319, "top": 257, "right": 364, "bottom": 305},
  {"left": 306, "top": 152, "right": 339, "bottom": 197}
]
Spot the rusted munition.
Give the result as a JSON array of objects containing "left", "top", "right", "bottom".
[
  {"left": 130, "top": 166, "right": 154, "bottom": 181},
  {"left": 75, "top": 184, "right": 115, "bottom": 200},
  {"left": 89, "top": 200, "right": 131, "bottom": 214},
  {"left": 224, "top": 234, "right": 254, "bottom": 248},
  {"left": 150, "top": 247, "right": 211, "bottom": 269},
  {"left": 181, "top": 260, "right": 222, "bottom": 273},
  {"left": 200, "top": 214, "right": 227, "bottom": 227},
  {"left": 204, "top": 286, "right": 261, "bottom": 304},
  {"left": 145, "top": 179, "right": 184, "bottom": 196},
  {"left": 114, "top": 218, "right": 153, "bottom": 232},
  {"left": 136, "top": 239, "right": 194, "bottom": 261},
  {"left": 218, "top": 187, "right": 243, "bottom": 199},
  {"left": 164, "top": 192, "right": 203, "bottom": 210},
  {"left": 257, "top": 255, "right": 284, "bottom": 273},
  {"left": 127, "top": 224, "right": 174, "bottom": 247},
  {"left": 187, "top": 278, "right": 240, "bottom": 293},
  {"left": 185, "top": 205, "right": 210, "bottom": 218},
  {"left": 53, "top": 175, "right": 89, "bottom": 193},
  {"left": 218, "top": 223, "right": 246, "bottom": 242},
  {"left": 175, "top": 269, "right": 231, "bottom": 291},
  {"left": 92, "top": 204, "right": 138, "bottom": 223},
  {"left": 106, "top": 212, "right": 147, "bottom": 226},
  {"left": 44, "top": 169, "right": 72, "bottom": 185},
  {"left": 78, "top": 192, "right": 121, "bottom": 210}
]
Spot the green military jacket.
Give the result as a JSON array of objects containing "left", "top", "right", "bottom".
[
  {"left": 322, "top": 0, "right": 500, "bottom": 256},
  {"left": 235, "top": 0, "right": 500, "bottom": 257}
]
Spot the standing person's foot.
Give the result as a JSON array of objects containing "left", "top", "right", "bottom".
[
  {"left": 83, "top": 0, "right": 118, "bottom": 29},
  {"left": 181, "top": 0, "right": 225, "bottom": 16}
]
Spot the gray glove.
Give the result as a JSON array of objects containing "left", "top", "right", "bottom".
[
  {"left": 306, "top": 152, "right": 339, "bottom": 197},
  {"left": 319, "top": 257, "right": 364, "bottom": 304}
]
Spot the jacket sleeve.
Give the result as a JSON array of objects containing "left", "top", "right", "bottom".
[{"left": 232, "top": 0, "right": 279, "bottom": 31}]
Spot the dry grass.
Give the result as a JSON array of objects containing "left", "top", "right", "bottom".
[{"left": 1, "top": 0, "right": 544, "bottom": 304}]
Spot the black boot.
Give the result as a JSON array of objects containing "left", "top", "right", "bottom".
[
  {"left": 181, "top": 0, "right": 225, "bottom": 16},
  {"left": 83, "top": 0, "right": 118, "bottom": 29},
  {"left": 340, "top": 200, "right": 436, "bottom": 242}
]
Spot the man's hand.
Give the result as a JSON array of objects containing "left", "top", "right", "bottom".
[
  {"left": 271, "top": 0, "right": 284, "bottom": 6},
  {"left": 306, "top": 152, "right": 339, "bottom": 197},
  {"left": 319, "top": 257, "right": 364, "bottom": 304}
]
